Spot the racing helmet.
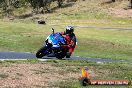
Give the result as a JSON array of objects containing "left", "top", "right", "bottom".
[{"left": 65, "top": 26, "right": 74, "bottom": 34}]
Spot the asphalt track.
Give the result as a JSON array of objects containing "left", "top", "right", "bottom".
[{"left": 0, "top": 51, "right": 128, "bottom": 63}]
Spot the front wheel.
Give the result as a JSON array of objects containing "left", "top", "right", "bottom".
[{"left": 36, "top": 46, "right": 47, "bottom": 58}]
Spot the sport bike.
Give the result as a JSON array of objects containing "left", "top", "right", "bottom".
[{"left": 36, "top": 28, "right": 68, "bottom": 59}]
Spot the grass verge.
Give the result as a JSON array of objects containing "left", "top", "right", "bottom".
[
  {"left": 0, "top": 21, "right": 132, "bottom": 60},
  {"left": 0, "top": 0, "right": 132, "bottom": 60},
  {"left": 49, "top": 60, "right": 132, "bottom": 88},
  {"left": 0, "top": 60, "right": 132, "bottom": 87}
]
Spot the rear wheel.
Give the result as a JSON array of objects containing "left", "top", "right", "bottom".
[
  {"left": 55, "top": 51, "right": 66, "bottom": 59},
  {"left": 36, "top": 46, "right": 47, "bottom": 58},
  {"left": 56, "top": 55, "right": 65, "bottom": 59}
]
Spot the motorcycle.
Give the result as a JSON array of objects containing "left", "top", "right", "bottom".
[{"left": 36, "top": 28, "right": 68, "bottom": 59}]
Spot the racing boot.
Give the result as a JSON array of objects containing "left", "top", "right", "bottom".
[{"left": 66, "top": 52, "right": 71, "bottom": 58}]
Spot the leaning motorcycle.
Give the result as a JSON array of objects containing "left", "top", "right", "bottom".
[{"left": 36, "top": 28, "right": 68, "bottom": 59}]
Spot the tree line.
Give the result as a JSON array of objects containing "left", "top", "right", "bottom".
[
  {"left": 0, "top": 0, "right": 132, "bottom": 17},
  {"left": 0, "top": 0, "right": 64, "bottom": 17}
]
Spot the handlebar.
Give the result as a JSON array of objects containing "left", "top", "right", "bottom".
[{"left": 52, "top": 28, "right": 54, "bottom": 34}]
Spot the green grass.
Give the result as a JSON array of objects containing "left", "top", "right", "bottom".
[
  {"left": 46, "top": 11, "right": 132, "bottom": 28},
  {"left": 0, "top": 1, "right": 132, "bottom": 87},
  {"left": 43, "top": 1, "right": 132, "bottom": 28},
  {"left": 0, "top": 0, "right": 132, "bottom": 60},
  {"left": 75, "top": 28, "right": 132, "bottom": 60},
  {"left": 0, "top": 60, "right": 132, "bottom": 87},
  {"left": 0, "top": 21, "right": 52, "bottom": 52},
  {"left": 46, "top": 60, "right": 132, "bottom": 88},
  {"left": 0, "top": 20, "right": 132, "bottom": 61},
  {"left": 2, "top": 59, "right": 41, "bottom": 64}
]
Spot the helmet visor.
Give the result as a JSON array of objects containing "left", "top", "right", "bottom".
[{"left": 66, "top": 29, "right": 72, "bottom": 34}]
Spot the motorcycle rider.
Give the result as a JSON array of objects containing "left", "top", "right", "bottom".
[{"left": 60, "top": 26, "right": 77, "bottom": 58}]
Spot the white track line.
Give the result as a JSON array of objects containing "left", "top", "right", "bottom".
[{"left": 0, "top": 59, "right": 49, "bottom": 61}]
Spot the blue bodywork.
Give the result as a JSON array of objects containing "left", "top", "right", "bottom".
[
  {"left": 36, "top": 32, "right": 67, "bottom": 58},
  {"left": 47, "top": 32, "right": 66, "bottom": 46}
]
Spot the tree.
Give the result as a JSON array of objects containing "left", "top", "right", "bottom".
[
  {"left": 27, "top": 0, "right": 64, "bottom": 13},
  {"left": 0, "top": 0, "right": 64, "bottom": 17},
  {"left": 130, "top": 0, "right": 132, "bottom": 8},
  {"left": 0, "top": 0, "right": 12, "bottom": 17},
  {"left": 112, "top": 0, "right": 115, "bottom": 2},
  {"left": 0, "top": 0, "right": 23, "bottom": 17}
]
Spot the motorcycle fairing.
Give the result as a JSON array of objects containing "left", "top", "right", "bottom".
[{"left": 47, "top": 32, "right": 66, "bottom": 47}]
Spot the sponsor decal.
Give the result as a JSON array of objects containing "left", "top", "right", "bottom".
[{"left": 79, "top": 67, "right": 130, "bottom": 86}]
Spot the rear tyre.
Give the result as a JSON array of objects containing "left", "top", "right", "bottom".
[
  {"left": 56, "top": 55, "right": 65, "bottom": 60},
  {"left": 55, "top": 52, "right": 66, "bottom": 59},
  {"left": 36, "top": 46, "right": 47, "bottom": 58}
]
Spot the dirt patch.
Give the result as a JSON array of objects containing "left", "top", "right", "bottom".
[
  {"left": 108, "top": 8, "right": 132, "bottom": 18},
  {"left": 0, "top": 63, "right": 84, "bottom": 88},
  {"left": 0, "top": 62, "right": 118, "bottom": 88}
]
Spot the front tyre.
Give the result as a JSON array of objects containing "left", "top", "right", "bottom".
[{"left": 36, "top": 46, "right": 47, "bottom": 58}]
